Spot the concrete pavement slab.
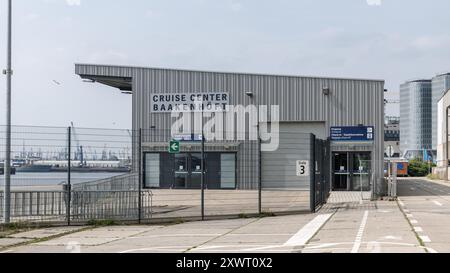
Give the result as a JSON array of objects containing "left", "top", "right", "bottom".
[
  {"left": 0, "top": 238, "right": 30, "bottom": 248},
  {"left": 8, "top": 226, "right": 86, "bottom": 239}
]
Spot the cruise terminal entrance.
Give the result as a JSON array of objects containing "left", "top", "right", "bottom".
[{"left": 333, "top": 152, "right": 372, "bottom": 191}]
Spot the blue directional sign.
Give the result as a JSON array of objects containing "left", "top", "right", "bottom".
[
  {"left": 173, "top": 134, "right": 204, "bottom": 142},
  {"left": 330, "top": 126, "right": 375, "bottom": 142}
]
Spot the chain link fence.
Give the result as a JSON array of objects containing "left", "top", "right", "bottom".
[{"left": 1, "top": 125, "right": 329, "bottom": 225}]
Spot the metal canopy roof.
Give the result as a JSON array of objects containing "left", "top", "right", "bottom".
[
  {"left": 79, "top": 75, "right": 132, "bottom": 91},
  {"left": 75, "top": 63, "right": 385, "bottom": 84}
]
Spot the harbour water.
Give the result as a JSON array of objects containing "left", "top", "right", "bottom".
[{"left": 0, "top": 172, "right": 127, "bottom": 187}]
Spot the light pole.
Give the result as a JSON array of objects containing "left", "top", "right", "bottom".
[{"left": 3, "top": 0, "right": 13, "bottom": 224}]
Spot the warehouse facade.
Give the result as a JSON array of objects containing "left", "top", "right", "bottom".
[{"left": 75, "top": 64, "right": 385, "bottom": 196}]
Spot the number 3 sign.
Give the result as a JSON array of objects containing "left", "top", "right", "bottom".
[{"left": 296, "top": 160, "right": 310, "bottom": 177}]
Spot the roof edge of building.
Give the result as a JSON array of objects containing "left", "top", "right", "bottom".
[
  {"left": 438, "top": 88, "right": 450, "bottom": 102},
  {"left": 74, "top": 63, "right": 385, "bottom": 83}
]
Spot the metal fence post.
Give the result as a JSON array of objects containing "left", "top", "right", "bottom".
[
  {"left": 67, "top": 126, "right": 71, "bottom": 226},
  {"left": 138, "top": 128, "right": 142, "bottom": 224},
  {"left": 201, "top": 109, "right": 205, "bottom": 221},
  {"left": 310, "top": 134, "right": 316, "bottom": 213},
  {"left": 258, "top": 137, "right": 262, "bottom": 215}
]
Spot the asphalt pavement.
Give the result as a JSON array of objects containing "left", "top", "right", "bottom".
[{"left": 3, "top": 178, "right": 450, "bottom": 253}]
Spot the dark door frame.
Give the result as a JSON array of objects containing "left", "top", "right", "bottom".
[{"left": 332, "top": 151, "right": 372, "bottom": 192}]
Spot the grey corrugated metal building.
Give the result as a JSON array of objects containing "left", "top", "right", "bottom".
[{"left": 75, "top": 64, "right": 385, "bottom": 196}]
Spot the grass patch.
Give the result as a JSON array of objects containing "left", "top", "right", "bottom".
[
  {"left": 396, "top": 200, "right": 428, "bottom": 253},
  {"left": 1, "top": 222, "right": 31, "bottom": 231},
  {"left": 87, "top": 219, "right": 116, "bottom": 227},
  {"left": 427, "top": 174, "right": 440, "bottom": 180},
  {"left": 171, "top": 219, "right": 186, "bottom": 225},
  {"left": 238, "top": 213, "right": 250, "bottom": 219},
  {"left": 0, "top": 222, "right": 38, "bottom": 238},
  {"left": 259, "top": 211, "right": 276, "bottom": 218}
]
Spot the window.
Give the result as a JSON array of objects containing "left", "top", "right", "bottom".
[{"left": 144, "top": 153, "right": 160, "bottom": 188}]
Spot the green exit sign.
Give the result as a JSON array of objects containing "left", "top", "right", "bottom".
[{"left": 169, "top": 140, "right": 180, "bottom": 154}]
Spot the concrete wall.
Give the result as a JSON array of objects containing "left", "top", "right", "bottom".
[{"left": 436, "top": 90, "right": 450, "bottom": 177}]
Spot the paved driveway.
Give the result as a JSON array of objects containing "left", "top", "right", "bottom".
[
  {"left": 1, "top": 194, "right": 426, "bottom": 253},
  {"left": 397, "top": 178, "right": 450, "bottom": 253}
]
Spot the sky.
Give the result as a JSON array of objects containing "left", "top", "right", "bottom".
[{"left": 1, "top": 0, "right": 450, "bottom": 129}]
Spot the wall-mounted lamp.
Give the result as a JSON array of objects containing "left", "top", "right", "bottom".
[{"left": 322, "top": 87, "right": 331, "bottom": 96}]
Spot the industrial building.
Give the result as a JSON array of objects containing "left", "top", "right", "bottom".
[
  {"left": 384, "top": 116, "right": 401, "bottom": 158},
  {"left": 75, "top": 64, "right": 385, "bottom": 196}
]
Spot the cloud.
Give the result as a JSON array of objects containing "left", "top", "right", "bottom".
[
  {"left": 230, "top": 1, "right": 243, "bottom": 12},
  {"left": 411, "top": 35, "right": 450, "bottom": 50},
  {"left": 66, "top": 0, "right": 81, "bottom": 6},
  {"left": 86, "top": 50, "right": 131, "bottom": 64},
  {"left": 366, "top": 0, "right": 382, "bottom": 6}
]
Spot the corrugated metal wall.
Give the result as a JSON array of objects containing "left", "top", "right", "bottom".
[
  {"left": 75, "top": 64, "right": 385, "bottom": 195},
  {"left": 261, "top": 128, "right": 313, "bottom": 190}
]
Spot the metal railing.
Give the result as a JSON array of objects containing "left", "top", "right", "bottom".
[
  {"left": 72, "top": 173, "right": 139, "bottom": 191},
  {"left": 0, "top": 190, "right": 153, "bottom": 222},
  {"left": 71, "top": 190, "right": 153, "bottom": 221},
  {"left": 0, "top": 191, "right": 66, "bottom": 218}
]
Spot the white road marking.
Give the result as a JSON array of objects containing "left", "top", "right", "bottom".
[
  {"left": 426, "top": 248, "right": 439, "bottom": 254},
  {"left": 433, "top": 201, "right": 443, "bottom": 207},
  {"left": 305, "top": 241, "right": 422, "bottom": 250},
  {"left": 403, "top": 209, "right": 410, "bottom": 213},
  {"left": 420, "top": 236, "right": 431, "bottom": 243},
  {"left": 242, "top": 245, "right": 286, "bottom": 251},
  {"left": 195, "top": 246, "right": 231, "bottom": 251},
  {"left": 410, "top": 220, "right": 418, "bottom": 224},
  {"left": 406, "top": 214, "right": 414, "bottom": 218},
  {"left": 119, "top": 246, "right": 195, "bottom": 253},
  {"left": 410, "top": 188, "right": 416, "bottom": 191},
  {"left": 351, "top": 211, "right": 369, "bottom": 253},
  {"left": 384, "top": 236, "right": 402, "bottom": 241},
  {"left": 129, "top": 234, "right": 222, "bottom": 239},
  {"left": 414, "top": 227, "right": 423, "bottom": 232},
  {"left": 399, "top": 201, "right": 405, "bottom": 207},
  {"left": 283, "top": 214, "right": 333, "bottom": 247}
]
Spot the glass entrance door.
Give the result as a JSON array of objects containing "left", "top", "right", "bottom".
[
  {"left": 174, "top": 154, "right": 188, "bottom": 189},
  {"left": 333, "top": 153, "right": 349, "bottom": 191},
  {"left": 189, "top": 153, "right": 203, "bottom": 189},
  {"left": 157, "top": 152, "right": 235, "bottom": 189},
  {"left": 351, "top": 153, "right": 372, "bottom": 191},
  {"left": 333, "top": 152, "right": 372, "bottom": 191}
]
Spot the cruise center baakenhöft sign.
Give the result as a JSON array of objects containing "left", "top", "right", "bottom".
[
  {"left": 151, "top": 92, "right": 229, "bottom": 113},
  {"left": 330, "top": 126, "right": 375, "bottom": 142}
]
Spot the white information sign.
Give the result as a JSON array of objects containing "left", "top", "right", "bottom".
[{"left": 296, "top": 160, "right": 310, "bottom": 177}]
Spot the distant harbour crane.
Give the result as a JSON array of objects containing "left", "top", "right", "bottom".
[{"left": 70, "top": 122, "right": 85, "bottom": 167}]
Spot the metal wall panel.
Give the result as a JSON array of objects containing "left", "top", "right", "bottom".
[
  {"left": 75, "top": 64, "right": 385, "bottom": 195},
  {"left": 261, "top": 123, "right": 313, "bottom": 189}
]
